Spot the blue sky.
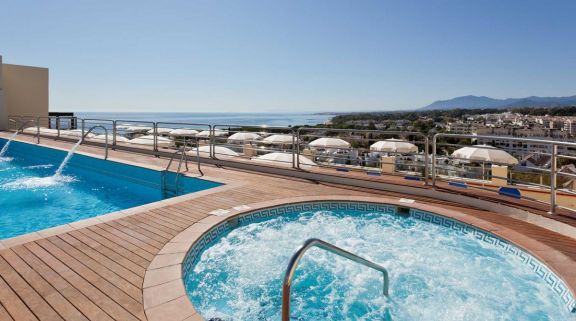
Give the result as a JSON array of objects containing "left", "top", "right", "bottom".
[{"left": 1, "top": 0, "right": 575, "bottom": 113}]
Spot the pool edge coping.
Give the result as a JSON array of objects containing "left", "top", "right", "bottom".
[{"left": 142, "top": 195, "right": 576, "bottom": 321}]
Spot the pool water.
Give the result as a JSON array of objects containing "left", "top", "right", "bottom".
[
  {"left": 0, "top": 139, "right": 221, "bottom": 240},
  {"left": 184, "top": 206, "right": 574, "bottom": 321}
]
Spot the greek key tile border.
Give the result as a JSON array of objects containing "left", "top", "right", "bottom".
[{"left": 182, "top": 201, "right": 576, "bottom": 313}]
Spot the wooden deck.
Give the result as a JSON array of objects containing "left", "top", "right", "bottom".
[{"left": 1, "top": 134, "right": 576, "bottom": 320}]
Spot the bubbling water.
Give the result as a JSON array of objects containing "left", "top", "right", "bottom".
[
  {"left": 0, "top": 136, "right": 81, "bottom": 190},
  {"left": 185, "top": 210, "right": 572, "bottom": 321},
  {"left": 1, "top": 175, "right": 76, "bottom": 190}
]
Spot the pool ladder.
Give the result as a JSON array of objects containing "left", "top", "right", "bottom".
[
  {"left": 164, "top": 138, "right": 203, "bottom": 196},
  {"left": 281, "top": 238, "right": 390, "bottom": 321}
]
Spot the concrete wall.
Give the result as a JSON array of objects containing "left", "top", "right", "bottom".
[{"left": 0, "top": 56, "right": 49, "bottom": 130}]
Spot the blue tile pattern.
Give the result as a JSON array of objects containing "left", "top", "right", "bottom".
[{"left": 182, "top": 201, "right": 576, "bottom": 313}]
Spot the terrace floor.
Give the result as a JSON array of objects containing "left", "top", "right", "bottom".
[{"left": 0, "top": 133, "right": 575, "bottom": 321}]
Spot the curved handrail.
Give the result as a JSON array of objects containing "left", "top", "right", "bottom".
[
  {"left": 10, "top": 118, "right": 40, "bottom": 143},
  {"left": 281, "top": 238, "right": 389, "bottom": 321},
  {"left": 12, "top": 118, "right": 38, "bottom": 132},
  {"left": 81, "top": 125, "right": 108, "bottom": 159}
]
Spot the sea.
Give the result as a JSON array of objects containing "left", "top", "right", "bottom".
[{"left": 75, "top": 112, "right": 334, "bottom": 127}]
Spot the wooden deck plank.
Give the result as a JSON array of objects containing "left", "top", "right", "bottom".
[
  {"left": 34, "top": 238, "right": 145, "bottom": 319},
  {"left": 143, "top": 210, "right": 191, "bottom": 229},
  {"left": 56, "top": 233, "right": 142, "bottom": 286},
  {"left": 154, "top": 206, "right": 208, "bottom": 222},
  {"left": 0, "top": 275, "right": 39, "bottom": 321},
  {"left": 65, "top": 230, "right": 146, "bottom": 277},
  {"left": 0, "top": 302, "right": 15, "bottom": 321},
  {"left": 147, "top": 208, "right": 199, "bottom": 226},
  {"left": 12, "top": 246, "right": 114, "bottom": 321},
  {"left": 71, "top": 229, "right": 150, "bottom": 270},
  {"left": 110, "top": 220, "right": 171, "bottom": 244},
  {"left": 102, "top": 221, "right": 166, "bottom": 250},
  {"left": 90, "top": 225, "right": 161, "bottom": 255},
  {"left": 85, "top": 226, "right": 155, "bottom": 261},
  {"left": 23, "top": 242, "right": 142, "bottom": 321},
  {"left": 46, "top": 236, "right": 142, "bottom": 301},
  {"left": 123, "top": 216, "right": 179, "bottom": 239},
  {"left": 129, "top": 213, "right": 182, "bottom": 234},
  {"left": 0, "top": 250, "right": 89, "bottom": 321},
  {"left": 0, "top": 256, "right": 63, "bottom": 321}
]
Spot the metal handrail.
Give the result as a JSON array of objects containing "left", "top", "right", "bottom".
[
  {"left": 81, "top": 125, "right": 109, "bottom": 159},
  {"left": 9, "top": 117, "right": 40, "bottom": 144},
  {"left": 281, "top": 238, "right": 389, "bottom": 321},
  {"left": 164, "top": 137, "right": 204, "bottom": 194}
]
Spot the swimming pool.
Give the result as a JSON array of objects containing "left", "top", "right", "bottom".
[
  {"left": 183, "top": 202, "right": 576, "bottom": 321},
  {"left": 0, "top": 138, "right": 222, "bottom": 240}
]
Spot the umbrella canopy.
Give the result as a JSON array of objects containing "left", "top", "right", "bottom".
[
  {"left": 452, "top": 145, "right": 518, "bottom": 165},
  {"left": 89, "top": 134, "right": 130, "bottom": 143},
  {"left": 370, "top": 139, "right": 418, "bottom": 153},
  {"left": 116, "top": 124, "right": 132, "bottom": 130},
  {"left": 309, "top": 137, "right": 351, "bottom": 149},
  {"left": 23, "top": 127, "right": 59, "bottom": 135},
  {"left": 196, "top": 129, "right": 228, "bottom": 138},
  {"left": 129, "top": 135, "right": 173, "bottom": 148},
  {"left": 228, "top": 132, "right": 261, "bottom": 142},
  {"left": 189, "top": 145, "right": 239, "bottom": 158},
  {"left": 262, "top": 134, "right": 295, "bottom": 145},
  {"left": 169, "top": 129, "right": 199, "bottom": 137},
  {"left": 147, "top": 128, "right": 173, "bottom": 135},
  {"left": 125, "top": 126, "right": 152, "bottom": 133},
  {"left": 60, "top": 129, "right": 95, "bottom": 139},
  {"left": 252, "top": 152, "right": 315, "bottom": 167}
]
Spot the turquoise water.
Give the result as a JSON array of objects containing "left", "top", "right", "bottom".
[
  {"left": 0, "top": 139, "right": 221, "bottom": 240},
  {"left": 184, "top": 208, "right": 573, "bottom": 321}
]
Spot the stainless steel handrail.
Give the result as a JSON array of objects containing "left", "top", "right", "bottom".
[
  {"left": 165, "top": 137, "right": 205, "bottom": 195},
  {"left": 81, "top": 125, "right": 109, "bottom": 159},
  {"left": 9, "top": 117, "right": 40, "bottom": 143},
  {"left": 281, "top": 238, "right": 389, "bottom": 321}
]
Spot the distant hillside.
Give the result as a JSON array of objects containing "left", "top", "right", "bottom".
[{"left": 420, "top": 95, "right": 576, "bottom": 111}]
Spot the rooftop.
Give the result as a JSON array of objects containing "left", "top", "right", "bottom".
[{"left": 0, "top": 132, "right": 575, "bottom": 320}]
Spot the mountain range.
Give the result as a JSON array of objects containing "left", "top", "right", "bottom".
[{"left": 420, "top": 95, "right": 576, "bottom": 111}]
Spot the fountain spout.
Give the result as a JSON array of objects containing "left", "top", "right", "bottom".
[
  {"left": 54, "top": 125, "right": 109, "bottom": 177},
  {"left": 0, "top": 119, "right": 39, "bottom": 158},
  {"left": 81, "top": 125, "right": 109, "bottom": 160}
]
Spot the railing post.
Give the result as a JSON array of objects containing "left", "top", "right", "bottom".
[
  {"left": 56, "top": 116, "right": 61, "bottom": 137},
  {"left": 296, "top": 128, "right": 301, "bottom": 169},
  {"left": 36, "top": 116, "right": 40, "bottom": 144},
  {"left": 196, "top": 138, "right": 203, "bottom": 176},
  {"left": 291, "top": 129, "right": 296, "bottom": 169},
  {"left": 209, "top": 126, "right": 215, "bottom": 158},
  {"left": 153, "top": 122, "right": 159, "bottom": 154},
  {"left": 81, "top": 119, "right": 85, "bottom": 138},
  {"left": 432, "top": 134, "right": 437, "bottom": 188},
  {"left": 424, "top": 135, "right": 429, "bottom": 185},
  {"left": 112, "top": 120, "right": 117, "bottom": 149},
  {"left": 549, "top": 143, "right": 557, "bottom": 214}
]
